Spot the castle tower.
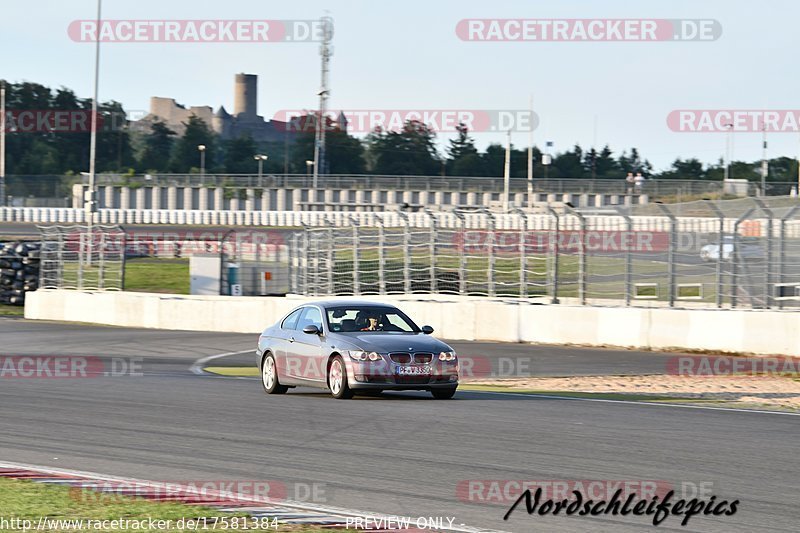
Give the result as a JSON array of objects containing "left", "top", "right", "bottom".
[{"left": 234, "top": 73, "right": 258, "bottom": 119}]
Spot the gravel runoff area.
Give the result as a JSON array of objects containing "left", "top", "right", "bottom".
[{"left": 469, "top": 374, "right": 800, "bottom": 410}]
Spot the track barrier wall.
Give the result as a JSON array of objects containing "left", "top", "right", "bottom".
[{"left": 24, "top": 290, "right": 800, "bottom": 356}]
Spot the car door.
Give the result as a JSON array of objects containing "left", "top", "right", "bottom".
[
  {"left": 288, "top": 306, "right": 326, "bottom": 384},
  {"left": 274, "top": 308, "right": 303, "bottom": 384}
]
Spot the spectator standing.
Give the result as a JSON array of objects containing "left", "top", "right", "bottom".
[
  {"left": 634, "top": 172, "right": 645, "bottom": 194},
  {"left": 625, "top": 172, "right": 635, "bottom": 194}
]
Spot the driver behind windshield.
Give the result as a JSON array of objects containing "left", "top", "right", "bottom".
[{"left": 359, "top": 310, "right": 383, "bottom": 331}]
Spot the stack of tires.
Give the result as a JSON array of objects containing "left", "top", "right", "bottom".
[{"left": 0, "top": 241, "right": 41, "bottom": 306}]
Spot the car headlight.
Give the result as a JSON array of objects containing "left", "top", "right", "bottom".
[
  {"left": 348, "top": 350, "right": 381, "bottom": 361},
  {"left": 439, "top": 351, "right": 457, "bottom": 362}
]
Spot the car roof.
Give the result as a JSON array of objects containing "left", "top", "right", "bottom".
[{"left": 301, "top": 300, "right": 400, "bottom": 309}]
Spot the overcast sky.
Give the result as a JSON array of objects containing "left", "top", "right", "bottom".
[{"left": 3, "top": 0, "right": 799, "bottom": 171}]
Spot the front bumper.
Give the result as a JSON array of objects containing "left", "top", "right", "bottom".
[{"left": 345, "top": 359, "right": 459, "bottom": 390}]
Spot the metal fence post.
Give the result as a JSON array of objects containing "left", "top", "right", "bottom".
[
  {"left": 564, "top": 205, "right": 586, "bottom": 305},
  {"left": 511, "top": 208, "right": 528, "bottom": 298},
  {"left": 399, "top": 211, "right": 411, "bottom": 293},
  {"left": 731, "top": 208, "right": 755, "bottom": 309},
  {"left": 98, "top": 232, "right": 106, "bottom": 290},
  {"left": 482, "top": 208, "right": 496, "bottom": 297},
  {"left": 545, "top": 206, "right": 560, "bottom": 304},
  {"left": 656, "top": 203, "right": 677, "bottom": 307},
  {"left": 453, "top": 209, "right": 466, "bottom": 295},
  {"left": 615, "top": 209, "right": 633, "bottom": 306},
  {"left": 77, "top": 230, "right": 85, "bottom": 290},
  {"left": 57, "top": 230, "right": 64, "bottom": 289},
  {"left": 120, "top": 230, "right": 127, "bottom": 291},
  {"left": 425, "top": 209, "right": 437, "bottom": 293},
  {"left": 375, "top": 214, "right": 386, "bottom": 294},
  {"left": 301, "top": 224, "right": 310, "bottom": 296},
  {"left": 778, "top": 206, "right": 800, "bottom": 310},
  {"left": 325, "top": 219, "right": 334, "bottom": 295},
  {"left": 350, "top": 216, "right": 360, "bottom": 296},
  {"left": 704, "top": 201, "right": 725, "bottom": 308},
  {"left": 752, "top": 198, "right": 773, "bottom": 309}
]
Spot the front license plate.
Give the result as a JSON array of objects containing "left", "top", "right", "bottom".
[{"left": 395, "top": 365, "right": 432, "bottom": 376}]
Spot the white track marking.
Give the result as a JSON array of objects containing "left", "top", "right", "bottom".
[
  {"left": 0, "top": 461, "right": 505, "bottom": 533},
  {"left": 190, "top": 350, "right": 254, "bottom": 376}
]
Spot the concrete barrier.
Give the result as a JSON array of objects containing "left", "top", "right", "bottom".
[{"left": 24, "top": 290, "right": 800, "bottom": 356}]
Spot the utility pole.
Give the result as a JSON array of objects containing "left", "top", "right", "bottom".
[
  {"left": 312, "top": 16, "right": 333, "bottom": 193},
  {"left": 1, "top": 83, "right": 6, "bottom": 207},
  {"left": 503, "top": 129, "right": 511, "bottom": 212}
]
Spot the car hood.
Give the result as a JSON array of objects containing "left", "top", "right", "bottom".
[{"left": 330, "top": 332, "right": 451, "bottom": 354}]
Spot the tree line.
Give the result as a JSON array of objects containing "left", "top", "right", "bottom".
[{"left": 2, "top": 80, "right": 798, "bottom": 185}]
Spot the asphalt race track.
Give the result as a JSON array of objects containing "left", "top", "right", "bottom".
[{"left": 0, "top": 317, "right": 797, "bottom": 532}]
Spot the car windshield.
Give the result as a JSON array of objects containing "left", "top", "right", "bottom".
[{"left": 326, "top": 306, "right": 420, "bottom": 333}]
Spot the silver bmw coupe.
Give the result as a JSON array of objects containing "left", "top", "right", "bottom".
[{"left": 256, "top": 300, "right": 459, "bottom": 399}]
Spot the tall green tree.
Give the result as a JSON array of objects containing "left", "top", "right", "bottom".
[
  {"left": 223, "top": 134, "right": 258, "bottom": 174},
  {"left": 551, "top": 145, "right": 585, "bottom": 178},
  {"left": 617, "top": 147, "right": 653, "bottom": 176},
  {"left": 583, "top": 145, "right": 618, "bottom": 178},
  {"left": 369, "top": 121, "right": 440, "bottom": 175},
  {"left": 139, "top": 121, "right": 176, "bottom": 172},
  {"left": 170, "top": 115, "right": 216, "bottom": 172},
  {"left": 447, "top": 123, "right": 489, "bottom": 176}
]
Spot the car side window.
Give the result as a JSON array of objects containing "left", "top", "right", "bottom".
[
  {"left": 281, "top": 309, "right": 303, "bottom": 330},
  {"left": 297, "top": 307, "right": 323, "bottom": 331}
]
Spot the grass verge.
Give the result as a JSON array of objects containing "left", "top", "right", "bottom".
[
  {"left": 0, "top": 477, "right": 325, "bottom": 532},
  {"left": 124, "top": 258, "right": 190, "bottom": 294},
  {"left": 0, "top": 304, "right": 24, "bottom": 317}
]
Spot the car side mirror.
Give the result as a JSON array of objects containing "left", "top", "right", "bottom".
[
  {"left": 421, "top": 325, "right": 434, "bottom": 335},
  {"left": 303, "top": 324, "right": 321, "bottom": 335}
]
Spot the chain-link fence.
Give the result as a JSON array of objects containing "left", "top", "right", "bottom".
[
  {"left": 220, "top": 231, "right": 290, "bottom": 296},
  {"left": 38, "top": 225, "right": 126, "bottom": 290},
  {"left": 289, "top": 199, "right": 800, "bottom": 309}
]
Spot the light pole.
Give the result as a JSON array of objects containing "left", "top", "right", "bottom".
[
  {"left": 85, "top": 0, "right": 102, "bottom": 267},
  {"left": 306, "top": 160, "right": 314, "bottom": 179},
  {"left": 254, "top": 154, "right": 268, "bottom": 180},
  {"left": 198, "top": 144, "right": 206, "bottom": 178}
]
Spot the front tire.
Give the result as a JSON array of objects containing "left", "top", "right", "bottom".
[
  {"left": 431, "top": 387, "right": 457, "bottom": 400},
  {"left": 262, "top": 353, "right": 288, "bottom": 394},
  {"left": 328, "top": 355, "right": 354, "bottom": 399}
]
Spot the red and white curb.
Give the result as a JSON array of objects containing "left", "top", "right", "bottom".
[{"left": 0, "top": 462, "right": 502, "bottom": 533}]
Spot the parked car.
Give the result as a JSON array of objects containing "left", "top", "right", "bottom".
[
  {"left": 700, "top": 236, "right": 765, "bottom": 262},
  {"left": 256, "top": 300, "right": 459, "bottom": 399}
]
